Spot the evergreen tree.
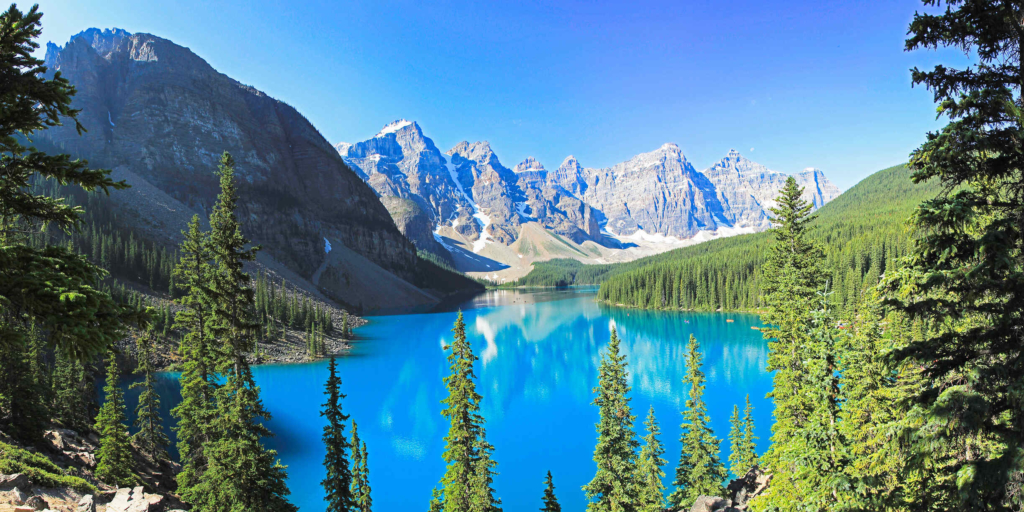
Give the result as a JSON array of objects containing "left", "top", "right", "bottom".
[
  {"left": 0, "top": 322, "right": 49, "bottom": 443},
  {"left": 321, "top": 357, "right": 354, "bottom": 512},
  {"left": 51, "top": 347, "right": 89, "bottom": 431},
  {"left": 636, "top": 407, "right": 667, "bottom": 512},
  {"left": 834, "top": 296, "right": 940, "bottom": 511},
  {"left": 879, "top": 1, "right": 1024, "bottom": 508},
  {"left": 728, "top": 405, "right": 744, "bottom": 477},
  {"left": 435, "top": 312, "right": 501, "bottom": 512},
  {"left": 351, "top": 421, "right": 371, "bottom": 512},
  {"left": 728, "top": 396, "right": 758, "bottom": 477},
  {"left": 356, "top": 439, "right": 372, "bottom": 512},
  {"left": 0, "top": 4, "right": 133, "bottom": 365},
  {"left": 669, "top": 335, "right": 726, "bottom": 507},
  {"left": 583, "top": 328, "right": 639, "bottom": 512},
  {"left": 739, "top": 396, "right": 757, "bottom": 473},
  {"left": 755, "top": 179, "right": 845, "bottom": 511},
  {"left": 131, "top": 332, "right": 169, "bottom": 459},
  {"left": 95, "top": 353, "right": 134, "bottom": 487},
  {"left": 540, "top": 471, "right": 561, "bottom": 512},
  {"left": 172, "top": 215, "right": 219, "bottom": 498},
  {"left": 189, "top": 154, "right": 295, "bottom": 512}
]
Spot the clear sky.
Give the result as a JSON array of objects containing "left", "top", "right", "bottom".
[{"left": 31, "top": 0, "right": 967, "bottom": 190}]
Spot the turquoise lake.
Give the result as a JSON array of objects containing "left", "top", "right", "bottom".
[{"left": 135, "top": 288, "right": 772, "bottom": 511}]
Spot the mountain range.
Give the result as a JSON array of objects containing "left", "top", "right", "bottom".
[
  {"left": 337, "top": 122, "right": 840, "bottom": 280},
  {"left": 42, "top": 27, "right": 841, "bottom": 306}
]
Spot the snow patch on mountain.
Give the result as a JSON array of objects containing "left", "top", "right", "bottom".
[{"left": 376, "top": 119, "right": 413, "bottom": 137}]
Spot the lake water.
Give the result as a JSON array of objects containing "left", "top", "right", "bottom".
[{"left": 135, "top": 288, "right": 772, "bottom": 511}]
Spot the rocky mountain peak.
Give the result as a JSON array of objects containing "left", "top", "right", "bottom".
[
  {"left": 514, "top": 156, "right": 545, "bottom": 173},
  {"left": 558, "top": 155, "right": 582, "bottom": 173},
  {"left": 375, "top": 119, "right": 417, "bottom": 138}
]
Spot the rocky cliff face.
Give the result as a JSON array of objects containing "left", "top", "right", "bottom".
[
  {"left": 337, "top": 123, "right": 842, "bottom": 267},
  {"left": 576, "top": 143, "right": 730, "bottom": 238},
  {"left": 43, "top": 30, "right": 422, "bottom": 308}
]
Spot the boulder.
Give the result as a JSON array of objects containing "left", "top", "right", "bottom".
[
  {"left": 689, "top": 495, "right": 731, "bottom": 512},
  {"left": 23, "top": 495, "right": 48, "bottom": 510},
  {"left": 2, "top": 487, "right": 28, "bottom": 505},
  {"left": 106, "top": 486, "right": 153, "bottom": 512},
  {"left": 726, "top": 467, "right": 771, "bottom": 509},
  {"left": 0, "top": 473, "right": 30, "bottom": 489},
  {"left": 77, "top": 494, "right": 96, "bottom": 512}
]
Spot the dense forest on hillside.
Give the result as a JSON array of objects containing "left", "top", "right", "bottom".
[{"left": 515, "top": 164, "right": 942, "bottom": 315}]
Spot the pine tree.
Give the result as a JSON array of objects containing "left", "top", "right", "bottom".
[
  {"left": 583, "top": 328, "right": 639, "bottom": 512},
  {"left": 636, "top": 407, "right": 667, "bottom": 512},
  {"left": 669, "top": 335, "right": 726, "bottom": 507},
  {"left": 172, "top": 215, "right": 219, "bottom": 498},
  {"left": 131, "top": 332, "right": 169, "bottom": 459},
  {"left": 540, "top": 471, "right": 561, "bottom": 512},
  {"left": 435, "top": 312, "right": 501, "bottom": 512},
  {"left": 321, "top": 356, "right": 354, "bottom": 512},
  {"left": 187, "top": 154, "right": 295, "bottom": 512},
  {"left": 879, "top": 2, "right": 1024, "bottom": 508},
  {"left": 95, "top": 353, "right": 134, "bottom": 487}
]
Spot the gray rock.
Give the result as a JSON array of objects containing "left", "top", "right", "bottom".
[
  {"left": 6, "top": 486, "right": 27, "bottom": 505},
  {"left": 23, "top": 495, "right": 48, "bottom": 510},
  {"left": 0, "top": 473, "right": 30, "bottom": 489},
  {"left": 688, "top": 495, "right": 730, "bottom": 512},
  {"left": 76, "top": 494, "right": 96, "bottom": 512},
  {"left": 42, "top": 31, "right": 421, "bottom": 308}
]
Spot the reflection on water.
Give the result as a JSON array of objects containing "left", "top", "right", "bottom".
[{"left": 137, "top": 289, "right": 771, "bottom": 511}]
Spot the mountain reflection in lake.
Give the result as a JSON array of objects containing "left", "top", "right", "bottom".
[{"left": 137, "top": 289, "right": 771, "bottom": 511}]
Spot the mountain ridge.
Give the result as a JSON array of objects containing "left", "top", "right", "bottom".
[{"left": 337, "top": 119, "right": 842, "bottom": 280}]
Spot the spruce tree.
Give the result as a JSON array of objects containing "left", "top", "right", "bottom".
[
  {"left": 756, "top": 179, "right": 844, "bottom": 510},
  {"left": 172, "top": 215, "right": 219, "bottom": 498},
  {"left": 0, "top": 4, "right": 133, "bottom": 364},
  {"left": 728, "top": 405, "right": 744, "bottom": 477},
  {"left": 739, "top": 396, "right": 757, "bottom": 473},
  {"left": 51, "top": 348, "right": 89, "bottom": 431},
  {"left": 435, "top": 312, "right": 501, "bottom": 512},
  {"left": 351, "top": 420, "right": 370, "bottom": 511},
  {"left": 636, "top": 406, "right": 667, "bottom": 512},
  {"left": 728, "top": 396, "right": 758, "bottom": 477},
  {"left": 321, "top": 356, "right": 354, "bottom": 512},
  {"left": 131, "top": 332, "right": 169, "bottom": 459},
  {"left": 356, "top": 439, "right": 372, "bottom": 512},
  {"left": 669, "top": 335, "right": 726, "bottom": 507},
  {"left": 583, "top": 328, "right": 639, "bottom": 512},
  {"left": 190, "top": 154, "right": 295, "bottom": 512},
  {"left": 880, "top": 1, "right": 1024, "bottom": 508},
  {"left": 540, "top": 471, "right": 560, "bottom": 512},
  {"left": 95, "top": 353, "right": 134, "bottom": 487},
  {"left": 0, "top": 322, "right": 49, "bottom": 443}
]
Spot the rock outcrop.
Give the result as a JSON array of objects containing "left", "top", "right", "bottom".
[
  {"left": 42, "top": 30, "right": 425, "bottom": 309},
  {"left": 680, "top": 468, "right": 771, "bottom": 512}
]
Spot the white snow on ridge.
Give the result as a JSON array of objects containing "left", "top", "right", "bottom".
[
  {"left": 376, "top": 119, "right": 413, "bottom": 137},
  {"left": 472, "top": 211, "right": 493, "bottom": 253},
  {"left": 444, "top": 160, "right": 493, "bottom": 253},
  {"left": 610, "top": 225, "right": 760, "bottom": 247}
]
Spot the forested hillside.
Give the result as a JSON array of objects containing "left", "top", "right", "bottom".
[{"left": 517, "top": 163, "right": 941, "bottom": 314}]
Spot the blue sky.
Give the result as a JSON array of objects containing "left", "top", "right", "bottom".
[{"left": 33, "top": 0, "right": 966, "bottom": 190}]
